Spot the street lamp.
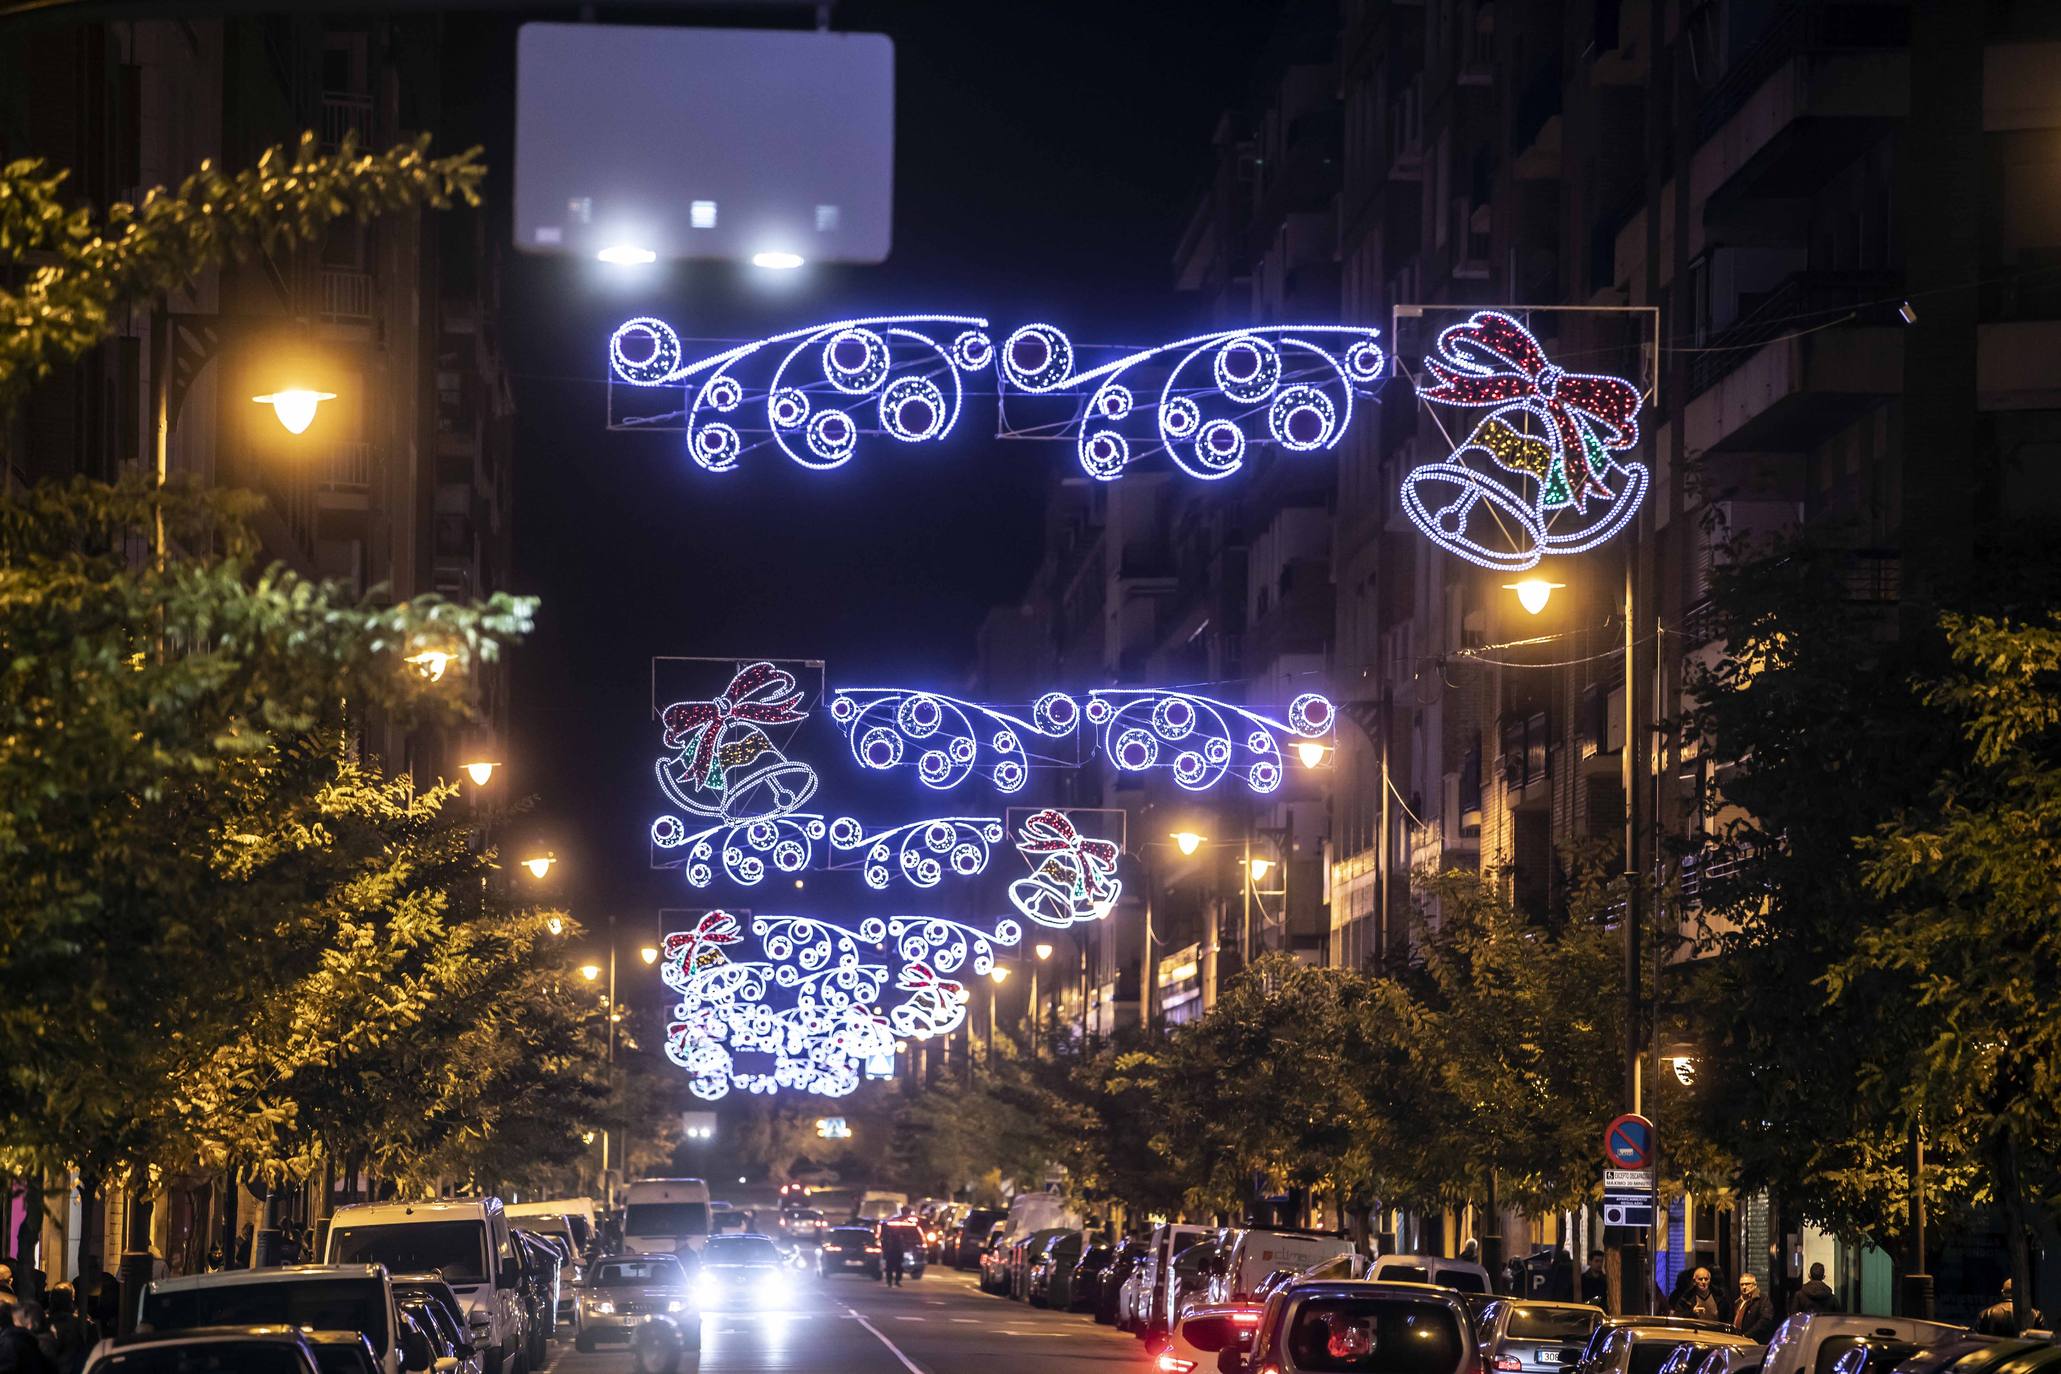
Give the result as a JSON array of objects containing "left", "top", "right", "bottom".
[
  {"left": 546, "top": 915, "right": 565, "bottom": 937},
  {"left": 522, "top": 853, "right": 556, "bottom": 879},
  {"left": 1247, "top": 857, "right": 1275, "bottom": 882},
  {"left": 251, "top": 387, "right": 336, "bottom": 435},
  {"left": 405, "top": 650, "right": 454, "bottom": 683},
  {"left": 988, "top": 966, "right": 1010, "bottom": 983},
  {"left": 1171, "top": 830, "right": 1208, "bottom": 857},
  {"left": 578, "top": 963, "right": 602, "bottom": 982},
  {"left": 461, "top": 760, "right": 500, "bottom": 786},
  {"left": 1034, "top": 942, "right": 1054, "bottom": 961},
  {"left": 1296, "top": 742, "right": 1329, "bottom": 769},
  {"left": 1504, "top": 577, "right": 1565, "bottom": 616},
  {"left": 640, "top": 945, "right": 660, "bottom": 965}
]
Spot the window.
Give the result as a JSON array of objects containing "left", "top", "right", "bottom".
[
  {"left": 329, "top": 1222, "right": 489, "bottom": 1285},
  {"left": 1506, "top": 1308, "right": 1598, "bottom": 1342},
  {"left": 143, "top": 1281, "right": 388, "bottom": 1355},
  {"left": 1630, "top": 1341, "right": 1694, "bottom": 1374},
  {"left": 1286, "top": 1298, "right": 1465, "bottom": 1374},
  {"left": 591, "top": 1258, "right": 683, "bottom": 1286},
  {"left": 624, "top": 1201, "right": 709, "bottom": 1237},
  {"left": 702, "top": 1236, "right": 783, "bottom": 1265},
  {"left": 309, "top": 1345, "right": 376, "bottom": 1374}
]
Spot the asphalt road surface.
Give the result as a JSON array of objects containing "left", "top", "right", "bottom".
[{"left": 545, "top": 1265, "right": 1141, "bottom": 1374}]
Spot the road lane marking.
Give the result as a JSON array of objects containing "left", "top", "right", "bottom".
[{"left": 848, "top": 1312, "right": 929, "bottom": 1374}]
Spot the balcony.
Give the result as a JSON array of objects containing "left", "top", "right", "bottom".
[
  {"left": 320, "top": 93, "right": 373, "bottom": 150},
  {"left": 315, "top": 441, "right": 374, "bottom": 499},
  {"left": 1684, "top": 271, "right": 1902, "bottom": 454},
  {"left": 318, "top": 269, "right": 374, "bottom": 324},
  {"left": 1697, "top": 6, "right": 1907, "bottom": 231}
]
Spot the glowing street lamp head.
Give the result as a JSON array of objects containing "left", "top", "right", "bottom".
[
  {"left": 640, "top": 945, "right": 660, "bottom": 966},
  {"left": 751, "top": 250, "right": 805, "bottom": 270},
  {"left": 252, "top": 388, "right": 335, "bottom": 435},
  {"left": 1171, "top": 830, "right": 1207, "bottom": 857},
  {"left": 461, "top": 760, "right": 499, "bottom": 787},
  {"left": 578, "top": 962, "right": 603, "bottom": 982},
  {"left": 522, "top": 853, "right": 556, "bottom": 879},
  {"left": 1247, "top": 858, "right": 1275, "bottom": 882},
  {"left": 1506, "top": 578, "right": 1565, "bottom": 616},
  {"left": 1034, "top": 942, "right": 1054, "bottom": 961},
  {"left": 405, "top": 649, "right": 454, "bottom": 683},
  {"left": 581, "top": 1130, "right": 596, "bottom": 1145},
  {"left": 1296, "top": 741, "right": 1329, "bottom": 769},
  {"left": 546, "top": 915, "right": 565, "bottom": 937},
  {"left": 989, "top": 966, "right": 1010, "bottom": 984}
]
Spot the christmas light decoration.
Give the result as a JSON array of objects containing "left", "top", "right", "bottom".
[
  {"left": 871, "top": 914, "right": 1023, "bottom": 978},
  {"left": 825, "top": 687, "right": 1079, "bottom": 793},
  {"left": 652, "top": 812, "right": 826, "bottom": 887},
  {"left": 826, "top": 815, "right": 1005, "bottom": 889},
  {"left": 886, "top": 961, "right": 969, "bottom": 1040},
  {"left": 655, "top": 661, "right": 818, "bottom": 822},
  {"left": 607, "top": 315, "right": 1385, "bottom": 481},
  {"left": 1008, "top": 809, "right": 1124, "bottom": 929},
  {"left": 1402, "top": 310, "right": 1648, "bottom": 570},
  {"left": 1085, "top": 688, "right": 1335, "bottom": 794}
]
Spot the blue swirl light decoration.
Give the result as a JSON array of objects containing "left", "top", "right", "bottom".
[
  {"left": 876, "top": 915, "right": 1023, "bottom": 978},
  {"left": 999, "top": 323, "right": 1385, "bottom": 481},
  {"left": 1084, "top": 688, "right": 1337, "bottom": 794},
  {"left": 609, "top": 314, "right": 990, "bottom": 473},
  {"left": 827, "top": 815, "right": 1006, "bottom": 889},
  {"left": 651, "top": 812, "right": 825, "bottom": 888},
  {"left": 825, "top": 687, "right": 1081, "bottom": 793}
]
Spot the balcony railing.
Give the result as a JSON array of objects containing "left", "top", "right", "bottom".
[
  {"left": 1695, "top": 2, "right": 1910, "bottom": 143},
  {"left": 1687, "top": 270, "right": 1899, "bottom": 398},
  {"left": 317, "top": 441, "right": 373, "bottom": 491},
  {"left": 320, "top": 94, "right": 373, "bottom": 150},
  {"left": 319, "top": 269, "right": 374, "bottom": 323}
]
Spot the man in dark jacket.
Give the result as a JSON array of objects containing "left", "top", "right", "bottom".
[
  {"left": 1976, "top": 1279, "right": 2045, "bottom": 1337},
  {"left": 1673, "top": 1268, "right": 1722, "bottom": 1321},
  {"left": 1733, "top": 1273, "right": 1779, "bottom": 1342},
  {"left": 0, "top": 1298, "right": 58, "bottom": 1374},
  {"left": 1791, "top": 1263, "right": 1839, "bottom": 1315},
  {"left": 1580, "top": 1251, "right": 1610, "bottom": 1310},
  {"left": 878, "top": 1222, "right": 908, "bottom": 1288}
]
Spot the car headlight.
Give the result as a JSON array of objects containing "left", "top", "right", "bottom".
[
  {"left": 591, "top": 1300, "right": 615, "bottom": 1315},
  {"left": 760, "top": 1272, "right": 792, "bottom": 1305},
  {"left": 665, "top": 1300, "right": 686, "bottom": 1313},
  {"left": 693, "top": 1276, "right": 721, "bottom": 1309}
]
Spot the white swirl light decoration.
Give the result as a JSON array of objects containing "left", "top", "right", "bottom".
[
  {"left": 827, "top": 815, "right": 1006, "bottom": 889},
  {"left": 995, "top": 325, "right": 1382, "bottom": 482},
  {"left": 652, "top": 813, "right": 825, "bottom": 888},
  {"left": 1084, "top": 687, "right": 1336, "bottom": 794},
  {"left": 881, "top": 915, "right": 1023, "bottom": 978},
  {"left": 825, "top": 687, "right": 1080, "bottom": 793},
  {"left": 604, "top": 314, "right": 989, "bottom": 474}
]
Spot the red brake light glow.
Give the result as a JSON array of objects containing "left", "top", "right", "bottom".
[
  {"left": 1157, "top": 1357, "right": 1197, "bottom": 1374},
  {"left": 1496, "top": 1358, "right": 1524, "bottom": 1371},
  {"left": 1233, "top": 1311, "right": 1262, "bottom": 1324}
]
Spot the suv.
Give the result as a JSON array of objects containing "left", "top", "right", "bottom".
[
  {"left": 951, "top": 1209, "right": 1006, "bottom": 1269},
  {"left": 1225, "top": 1279, "right": 1477, "bottom": 1374},
  {"left": 324, "top": 1199, "right": 528, "bottom": 1374},
  {"left": 1763, "top": 1316, "right": 1966, "bottom": 1374},
  {"left": 140, "top": 1269, "right": 405, "bottom": 1374},
  {"left": 87, "top": 1326, "right": 326, "bottom": 1374}
]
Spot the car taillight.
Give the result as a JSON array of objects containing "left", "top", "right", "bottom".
[
  {"left": 1157, "top": 1357, "right": 1197, "bottom": 1374},
  {"left": 1232, "top": 1311, "right": 1262, "bottom": 1325},
  {"left": 1496, "top": 1358, "right": 1524, "bottom": 1371}
]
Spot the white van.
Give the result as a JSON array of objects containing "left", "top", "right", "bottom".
[
  {"left": 325, "top": 1199, "right": 528, "bottom": 1374},
  {"left": 1139, "top": 1222, "right": 1210, "bottom": 1342},
  {"left": 1208, "top": 1228, "right": 1358, "bottom": 1305},
  {"left": 1001, "top": 1190, "right": 1076, "bottom": 1241},
  {"left": 857, "top": 1190, "right": 908, "bottom": 1222},
  {"left": 505, "top": 1199, "right": 596, "bottom": 1257},
  {"left": 1369, "top": 1252, "right": 1493, "bottom": 1293},
  {"left": 620, "top": 1178, "right": 713, "bottom": 1255}
]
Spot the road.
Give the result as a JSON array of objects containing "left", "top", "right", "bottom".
[{"left": 546, "top": 1264, "right": 1142, "bottom": 1374}]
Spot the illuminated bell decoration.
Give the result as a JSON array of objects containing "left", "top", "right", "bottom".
[
  {"left": 655, "top": 661, "right": 818, "bottom": 822},
  {"left": 1401, "top": 310, "right": 1647, "bottom": 570}
]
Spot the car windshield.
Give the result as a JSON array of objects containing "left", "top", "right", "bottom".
[
  {"left": 1508, "top": 1308, "right": 1601, "bottom": 1342},
  {"left": 309, "top": 1345, "right": 374, "bottom": 1374},
  {"left": 702, "top": 1237, "right": 782, "bottom": 1265},
  {"left": 100, "top": 1344, "right": 311, "bottom": 1374},
  {"left": 623, "top": 1202, "right": 707, "bottom": 1237},
  {"left": 1286, "top": 1297, "right": 1466, "bottom": 1374},
  {"left": 590, "top": 1258, "right": 681, "bottom": 1287},
  {"left": 329, "top": 1222, "right": 488, "bottom": 1285},
  {"left": 142, "top": 1281, "right": 389, "bottom": 1356}
]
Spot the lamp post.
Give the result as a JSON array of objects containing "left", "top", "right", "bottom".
[
  {"left": 1030, "top": 942, "right": 1053, "bottom": 1054},
  {"left": 579, "top": 922, "right": 620, "bottom": 1204}
]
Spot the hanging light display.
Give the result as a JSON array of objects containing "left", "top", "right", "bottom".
[
  {"left": 1083, "top": 688, "right": 1335, "bottom": 795},
  {"left": 824, "top": 687, "right": 1080, "bottom": 793},
  {"left": 607, "top": 314, "right": 1385, "bottom": 481},
  {"left": 1008, "top": 808, "right": 1124, "bottom": 929},
  {"left": 1399, "top": 310, "right": 1647, "bottom": 570}
]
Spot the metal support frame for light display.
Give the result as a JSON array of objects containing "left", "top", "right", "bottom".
[{"left": 605, "top": 314, "right": 1386, "bottom": 482}]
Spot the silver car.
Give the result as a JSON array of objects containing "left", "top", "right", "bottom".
[
  {"left": 1478, "top": 1299, "right": 1605, "bottom": 1374},
  {"left": 573, "top": 1255, "right": 697, "bottom": 1353}
]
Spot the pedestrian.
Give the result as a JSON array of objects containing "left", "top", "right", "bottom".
[
  {"left": 0, "top": 1264, "right": 12, "bottom": 1300},
  {"left": 1672, "top": 1267, "right": 1722, "bottom": 1321},
  {"left": 1733, "top": 1273, "right": 1778, "bottom": 1341},
  {"left": 1460, "top": 1238, "right": 1482, "bottom": 1266},
  {"left": 42, "top": 1286, "right": 95, "bottom": 1374},
  {"left": 233, "top": 1226, "right": 253, "bottom": 1269},
  {"left": 203, "top": 1245, "right": 225, "bottom": 1274},
  {"left": 1545, "top": 1248, "right": 1576, "bottom": 1301},
  {"left": 0, "top": 1298, "right": 56, "bottom": 1374},
  {"left": 879, "top": 1222, "right": 907, "bottom": 1288},
  {"left": 1791, "top": 1263, "right": 1838, "bottom": 1316},
  {"left": 1581, "top": 1250, "right": 1610, "bottom": 1311},
  {"left": 1976, "top": 1279, "right": 2045, "bottom": 1337}
]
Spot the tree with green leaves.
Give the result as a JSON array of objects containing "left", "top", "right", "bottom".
[{"left": 1828, "top": 611, "right": 2061, "bottom": 1330}]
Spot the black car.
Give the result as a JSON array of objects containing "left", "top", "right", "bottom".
[
  {"left": 949, "top": 1209, "right": 1006, "bottom": 1269},
  {"left": 818, "top": 1226, "right": 882, "bottom": 1279},
  {"left": 510, "top": 1230, "right": 559, "bottom": 1363},
  {"left": 1096, "top": 1240, "right": 1147, "bottom": 1325},
  {"left": 1070, "top": 1243, "right": 1114, "bottom": 1314}
]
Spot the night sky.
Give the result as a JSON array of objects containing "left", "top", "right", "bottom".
[{"left": 466, "top": 3, "right": 1287, "bottom": 936}]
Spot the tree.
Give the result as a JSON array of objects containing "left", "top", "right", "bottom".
[{"left": 1830, "top": 611, "right": 2061, "bottom": 1329}]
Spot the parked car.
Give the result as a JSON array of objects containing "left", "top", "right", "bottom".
[
  {"left": 1368, "top": 1253, "right": 1494, "bottom": 1294},
  {"left": 391, "top": 1309, "right": 454, "bottom": 1374},
  {"left": 1160, "top": 1302, "right": 1266, "bottom": 1374},
  {"left": 1762, "top": 1317, "right": 1966, "bottom": 1374},
  {"left": 977, "top": 1224, "right": 1013, "bottom": 1293},
  {"left": 385, "top": 1277, "right": 475, "bottom": 1369},
  {"left": 1475, "top": 1299, "right": 1606, "bottom": 1374},
  {"left": 86, "top": 1326, "right": 326, "bottom": 1374},
  {"left": 1011, "top": 1228, "right": 1072, "bottom": 1302},
  {"left": 395, "top": 1297, "right": 477, "bottom": 1374},
  {"left": 1136, "top": 1225, "right": 1210, "bottom": 1341},
  {"left": 1096, "top": 1240, "right": 1147, "bottom": 1325},
  {"left": 1070, "top": 1242, "right": 1115, "bottom": 1314},
  {"left": 1890, "top": 1338, "right": 2018, "bottom": 1374},
  {"left": 1829, "top": 1340, "right": 1929, "bottom": 1374},
  {"left": 693, "top": 1234, "right": 796, "bottom": 1311},
  {"left": 1213, "top": 1279, "right": 1476, "bottom": 1374},
  {"left": 324, "top": 1199, "right": 527, "bottom": 1374},
  {"left": 1208, "top": 1229, "right": 1357, "bottom": 1307},
  {"left": 1574, "top": 1319, "right": 1755, "bottom": 1374},
  {"left": 950, "top": 1209, "right": 1007, "bottom": 1269},
  {"left": 141, "top": 1267, "right": 407, "bottom": 1374},
  {"left": 509, "top": 1230, "right": 559, "bottom": 1361},
  {"left": 818, "top": 1225, "right": 883, "bottom": 1279},
  {"left": 503, "top": 1201, "right": 598, "bottom": 1262},
  {"left": 1692, "top": 1346, "right": 1769, "bottom": 1374},
  {"left": 1165, "top": 1234, "right": 1233, "bottom": 1334},
  {"left": 1657, "top": 1337, "right": 1767, "bottom": 1374},
  {"left": 573, "top": 1255, "right": 694, "bottom": 1355},
  {"left": 1029, "top": 1232, "right": 1085, "bottom": 1309}
]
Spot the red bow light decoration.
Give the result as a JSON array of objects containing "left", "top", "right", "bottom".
[
  {"left": 660, "top": 661, "right": 809, "bottom": 794},
  {"left": 663, "top": 911, "right": 742, "bottom": 975},
  {"left": 1013, "top": 808, "right": 1122, "bottom": 925},
  {"left": 1417, "top": 311, "right": 1642, "bottom": 512}
]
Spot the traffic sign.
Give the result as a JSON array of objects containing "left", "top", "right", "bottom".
[
  {"left": 1605, "top": 1168, "right": 1655, "bottom": 1191},
  {"left": 1604, "top": 1113, "right": 1654, "bottom": 1168},
  {"left": 1601, "top": 1193, "right": 1655, "bottom": 1228}
]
